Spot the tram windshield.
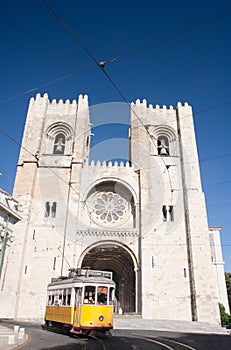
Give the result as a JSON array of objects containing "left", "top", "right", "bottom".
[
  {"left": 83, "top": 285, "right": 115, "bottom": 305},
  {"left": 84, "top": 286, "right": 96, "bottom": 304}
]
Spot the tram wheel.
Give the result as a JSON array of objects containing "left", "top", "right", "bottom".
[{"left": 62, "top": 325, "right": 71, "bottom": 335}]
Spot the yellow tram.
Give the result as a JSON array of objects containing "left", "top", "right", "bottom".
[{"left": 44, "top": 269, "right": 116, "bottom": 336}]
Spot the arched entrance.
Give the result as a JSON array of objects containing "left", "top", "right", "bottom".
[{"left": 80, "top": 243, "right": 137, "bottom": 313}]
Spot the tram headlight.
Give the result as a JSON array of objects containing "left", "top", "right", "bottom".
[{"left": 99, "top": 315, "right": 104, "bottom": 321}]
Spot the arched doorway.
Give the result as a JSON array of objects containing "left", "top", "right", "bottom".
[{"left": 80, "top": 243, "right": 137, "bottom": 313}]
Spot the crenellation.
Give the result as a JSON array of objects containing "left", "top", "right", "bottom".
[
  {"left": 2, "top": 91, "right": 226, "bottom": 326},
  {"left": 83, "top": 94, "right": 88, "bottom": 102},
  {"left": 29, "top": 97, "right": 35, "bottom": 105},
  {"left": 135, "top": 99, "right": 141, "bottom": 106},
  {"left": 88, "top": 160, "right": 133, "bottom": 168},
  {"left": 142, "top": 99, "right": 147, "bottom": 108}
]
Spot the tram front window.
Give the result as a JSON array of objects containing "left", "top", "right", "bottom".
[
  {"left": 97, "top": 286, "right": 108, "bottom": 305},
  {"left": 84, "top": 286, "right": 95, "bottom": 304}
]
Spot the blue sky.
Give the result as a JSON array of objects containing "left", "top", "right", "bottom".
[{"left": 0, "top": 0, "right": 231, "bottom": 271}]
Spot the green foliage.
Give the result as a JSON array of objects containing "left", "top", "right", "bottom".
[{"left": 219, "top": 303, "right": 231, "bottom": 327}]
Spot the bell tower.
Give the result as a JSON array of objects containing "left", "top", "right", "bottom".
[{"left": 2, "top": 93, "right": 91, "bottom": 318}]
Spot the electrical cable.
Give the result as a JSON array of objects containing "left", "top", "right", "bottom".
[
  {"left": 40, "top": 1, "right": 231, "bottom": 253},
  {"left": 1, "top": 5, "right": 231, "bottom": 108},
  {"left": 41, "top": 0, "right": 175, "bottom": 194},
  {"left": 115, "top": 9, "right": 231, "bottom": 60},
  {"left": 0, "top": 65, "right": 94, "bottom": 106},
  {"left": 1, "top": 1, "right": 230, "bottom": 256}
]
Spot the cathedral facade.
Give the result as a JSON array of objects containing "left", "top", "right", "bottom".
[{"left": 0, "top": 93, "right": 229, "bottom": 323}]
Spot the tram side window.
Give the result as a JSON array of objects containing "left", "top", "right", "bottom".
[
  {"left": 84, "top": 286, "right": 95, "bottom": 304},
  {"left": 67, "top": 289, "right": 71, "bottom": 306},
  {"left": 52, "top": 289, "right": 62, "bottom": 306},
  {"left": 58, "top": 291, "right": 63, "bottom": 306},
  {"left": 63, "top": 290, "right": 66, "bottom": 305},
  {"left": 47, "top": 292, "right": 54, "bottom": 306},
  {"left": 97, "top": 286, "right": 108, "bottom": 305},
  {"left": 109, "top": 287, "right": 114, "bottom": 305}
]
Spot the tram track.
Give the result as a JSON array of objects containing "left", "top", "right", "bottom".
[
  {"left": 132, "top": 334, "right": 198, "bottom": 350},
  {"left": 86, "top": 334, "right": 199, "bottom": 350}
]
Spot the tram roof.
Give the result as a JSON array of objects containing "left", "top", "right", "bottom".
[{"left": 48, "top": 269, "right": 115, "bottom": 287}]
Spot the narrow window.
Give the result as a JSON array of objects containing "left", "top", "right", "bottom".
[
  {"left": 51, "top": 202, "right": 57, "bottom": 218},
  {"left": 53, "top": 257, "right": 56, "bottom": 270},
  {"left": 163, "top": 206, "right": 174, "bottom": 222},
  {"left": 169, "top": 205, "right": 174, "bottom": 221},
  {"left": 157, "top": 136, "right": 169, "bottom": 156},
  {"left": 53, "top": 133, "right": 65, "bottom": 154},
  {"left": 45, "top": 202, "right": 50, "bottom": 218},
  {"left": 162, "top": 206, "right": 167, "bottom": 221},
  {"left": 184, "top": 268, "right": 187, "bottom": 278}
]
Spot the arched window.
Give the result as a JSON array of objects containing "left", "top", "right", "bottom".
[
  {"left": 148, "top": 124, "right": 177, "bottom": 156},
  {"left": 157, "top": 136, "right": 169, "bottom": 156},
  {"left": 53, "top": 133, "right": 65, "bottom": 154}
]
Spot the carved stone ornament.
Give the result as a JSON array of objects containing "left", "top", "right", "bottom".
[{"left": 89, "top": 191, "right": 129, "bottom": 227}]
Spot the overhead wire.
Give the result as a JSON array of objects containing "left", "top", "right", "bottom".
[
  {"left": 115, "top": 9, "right": 231, "bottom": 60},
  {"left": 1, "top": 5, "right": 231, "bottom": 108},
  {"left": 0, "top": 2, "right": 229, "bottom": 209},
  {"left": 41, "top": 0, "right": 231, "bottom": 197},
  {"left": 40, "top": 1, "right": 231, "bottom": 252},
  {"left": 0, "top": 65, "right": 94, "bottom": 106},
  {"left": 41, "top": 0, "right": 175, "bottom": 193},
  {"left": 1, "top": 1, "right": 230, "bottom": 252}
]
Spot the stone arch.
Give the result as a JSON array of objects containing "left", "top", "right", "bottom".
[
  {"left": 44, "top": 122, "right": 73, "bottom": 154},
  {"left": 78, "top": 241, "right": 139, "bottom": 314},
  {"left": 83, "top": 176, "right": 138, "bottom": 204},
  {"left": 153, "top": 125, "right": 177, "bottom": 156},
  {"left": 148, "top": 124, "right": 178, "bottom": 156}
]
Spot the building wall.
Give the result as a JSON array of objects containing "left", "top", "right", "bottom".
[
  {"left": 209, "top": 227, "right": 230, "bottom": 314},
  {"left": 0, "top": 93, "right": 227, "bottom": 324},
  {"left": 0, "top": 189, "right": 21, "bottom": 314}
]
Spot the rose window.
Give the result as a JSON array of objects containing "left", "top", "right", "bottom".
[{"left": 89, "top": 192, "right": 129, "bottom": 227}]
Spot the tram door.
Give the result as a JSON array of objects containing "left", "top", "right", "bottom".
[{"left": 73, "top": 287, "right": 82, "bottom": 327}]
